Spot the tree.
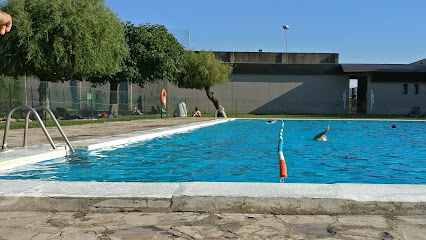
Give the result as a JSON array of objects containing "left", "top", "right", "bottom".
[
  {"left": 173, "top": 51, "right": 233, "bottom": 117},
  {"left": 0, "top": 0, "right": 128, "bottom": 110},
  {"left": 89, "top": 22, "right": 186, "bottom": 116},
  {"left": 126, "top": 23, "right": 186, "bottom": 84}
]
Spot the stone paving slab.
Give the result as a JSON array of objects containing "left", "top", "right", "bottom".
[{"left": 0, "top": 212, "right": 424, "bottom": 239}]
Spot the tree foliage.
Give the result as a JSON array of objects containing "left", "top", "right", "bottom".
[
  {"left": 131, "top": 23, "right": 186, "bottom": 84},
  {"left": 92, "top": 23, "right": 186, "bottom": 87},
  {"left": 0, "top": 0, "right": 128, "bottom": 81},
  {"left": 86, "top": 22, "right": 186, "bottom": 116},
  {"left": 174, "top": 51, "right": 233, "bottom": 90},
  {"left": 172, "top": 51, "right": 233, "bottom": 117}
]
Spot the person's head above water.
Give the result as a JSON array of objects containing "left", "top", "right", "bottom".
[{"left": 317, "top": 135, "right": 328, "bottom": 141}]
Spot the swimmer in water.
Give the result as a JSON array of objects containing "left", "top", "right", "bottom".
[
  {"left": 267, "top": 120, "right": 276, "bottom": 124},
  {"left": 313, "top": 125, "right": 329, "bottom": 141}
]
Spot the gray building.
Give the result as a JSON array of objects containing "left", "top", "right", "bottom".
[
  {"left": 213, "top": 51, "right": 339, "bottom": 64},
  {"left": 166, "top": 51, "right": 426, "bottom": 116},
  {"left": 8, "top": 51, "right": 423, "bottom": 117},
  {"left": 342, "top": 64, "right": 426, "bottom": 115}
]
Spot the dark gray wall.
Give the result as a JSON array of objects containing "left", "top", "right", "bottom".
[
  {"left": 213, "top": 51, "right": 339, "bottom": 64},
  {"left": 167, "top": 74, "right": 350, "bottom": 115}
]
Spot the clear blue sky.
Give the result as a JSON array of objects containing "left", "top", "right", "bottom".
[{"left": 105, "top": 0, "right": 426, "bottom": 64}]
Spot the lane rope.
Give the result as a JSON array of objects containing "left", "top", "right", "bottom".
[{"left": 278, "top": 120, "right": 288, "bottom": 182}]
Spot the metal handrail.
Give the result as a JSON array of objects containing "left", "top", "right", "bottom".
[
  {"left": 28, "top": 105, "right": 75, "bottom": 153},
  {"left": 2, "top": 105, "right": 55, "bottom": 150},
  {"left": 2, "top": 105, "right": 75, "bottom": 153}
]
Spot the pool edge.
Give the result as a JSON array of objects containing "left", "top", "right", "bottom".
[
  {"left": 0, "top": 181, "right": 424, "bottom": 215},
  {"left": 1, "top": 118, "right": 425, "bottom": 215}
]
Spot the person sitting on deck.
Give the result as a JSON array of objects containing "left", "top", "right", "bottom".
[
  {"left": 132, "top": 106, "right": 142, "bottom": 115},
  {"left": 193, "top": 107, "right": 201, "bottom": 117},
  {"left": 97, "top": 112, "right": 107, "bottom": 118}
]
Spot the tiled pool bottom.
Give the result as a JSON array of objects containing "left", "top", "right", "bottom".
[{"left": 0, "top": 119, "right": 425, "bottom": 214}]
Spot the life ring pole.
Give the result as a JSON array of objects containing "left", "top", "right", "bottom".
[{"left": 278, "top": 121, "right": 288, "bottom": 181}]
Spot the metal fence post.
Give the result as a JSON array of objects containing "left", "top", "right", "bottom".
[
  {"left": 235, "top": 98, "right": 238, "bottom": 118},
  {"left": 24, "top": 75, "right": 28, "bottom": 106},
  {"left": 8, "top": 83, "right": 12, "bottom": 110},
  {"left": 44, "top": 81, "right": 48, "bottom": 126},
  {"left": 63, "top": 89, "right": 65, "bottom": 111},
  {"left": 143, "top": 94, "right": 146, "bottom": 114},
  {"left": 31, "top": 87, "right": 34, "bottom": 107},
  {"left": 90, "top": 87, "right": 93, "bottom": 123}
]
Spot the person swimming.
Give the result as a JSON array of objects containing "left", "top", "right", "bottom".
[
  {"left": 267, "top": 120, "right": 276, "bottom": 124},
  {"left": 313, "top": 125, "right": 329, "bottom": 141}
]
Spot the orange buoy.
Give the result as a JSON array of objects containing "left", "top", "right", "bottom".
[
  {"left": 278, "top": 121, "right": 288, "bottom": 178},
  {"left": 279, "top": 159, "right": 287, "bottom": 178}
]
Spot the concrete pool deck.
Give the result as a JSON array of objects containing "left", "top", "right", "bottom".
[{"left": 0, "top": 117, "right": 425, "bottom": 239}]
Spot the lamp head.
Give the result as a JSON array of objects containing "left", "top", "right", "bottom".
[{"left": 283, "top": 25, "right": 290, "bottom": 30}]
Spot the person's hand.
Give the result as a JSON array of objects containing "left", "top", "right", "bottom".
[
  {"left": 325, "top": 125, "right": 329, "bottom": 132},
  {"left": 0, "top": 10, "right": 12, "bottom": 35}
]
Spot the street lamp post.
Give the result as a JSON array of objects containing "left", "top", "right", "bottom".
[{"left": 283, "top": 25, "right": 289, "bottom": 63}]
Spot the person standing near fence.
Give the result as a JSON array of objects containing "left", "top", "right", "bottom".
[{"left": 0, "top": 10, "right": 12, "bottom": 35}]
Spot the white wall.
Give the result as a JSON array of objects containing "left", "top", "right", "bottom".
[{"left": 368, "top": 81, "right": 426, "bottom": 115}]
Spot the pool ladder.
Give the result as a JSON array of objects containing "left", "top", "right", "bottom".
[{"left": 1, "top": 105, "right": 75, "bottom": 153}]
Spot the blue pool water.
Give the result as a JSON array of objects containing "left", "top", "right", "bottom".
[{"left": 1, "top": 119, "right": 425, "bottom": 184}]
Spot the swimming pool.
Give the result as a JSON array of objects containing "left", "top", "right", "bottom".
[{"left": 0, "top": 119, "right": 425, "bottom": 184}]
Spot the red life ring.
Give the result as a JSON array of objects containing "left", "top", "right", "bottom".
[{"left": 161, "top": 89, "right": 167, "bottom": 104}]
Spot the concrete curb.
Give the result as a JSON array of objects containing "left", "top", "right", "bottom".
[
  {"left": 0, "top": 181, "right": 424, "bottom": 215},
  {"left": 0, "top": 146, "right": 67, "bottom": 171}
]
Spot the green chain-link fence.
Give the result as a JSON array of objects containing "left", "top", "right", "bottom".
[
  {"left": 0, "top": 76, "right": 23, "bottom": 119},
  {"left": 2, "top": 76, "right": 394, "bottom": 120},
  {"left": 0, "top": 77, "right": 172, "bottom": 120}
]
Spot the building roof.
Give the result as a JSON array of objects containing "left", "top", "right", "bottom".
[
  {"left": 232, "top": 63, "right": 426, "bottom": 75},
  {"left": 340, "top": 64, "right": 426, "bottom": 73},
  {"left": 411, "top": 58, "right": 426, "bottom": 65}
]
